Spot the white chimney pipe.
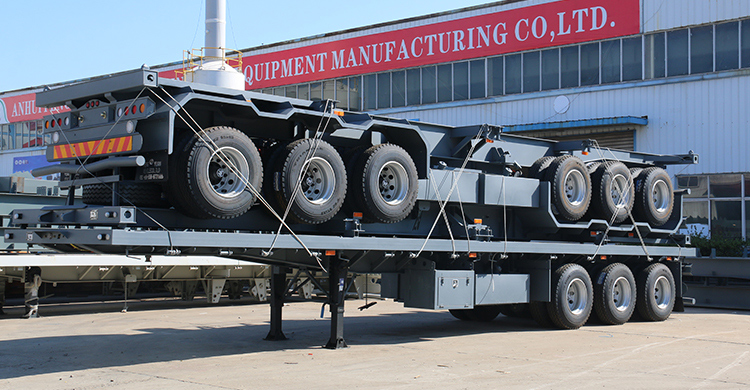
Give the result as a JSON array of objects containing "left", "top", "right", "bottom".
[
  {"left": 205, "top": 0, "right": 226, "bottom": 59},
  {"left": 192, "top": 0, "right": 245, "bottom": 90}
]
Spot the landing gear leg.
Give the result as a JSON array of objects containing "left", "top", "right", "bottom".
[
  {"left": 0, "top": 277, "right": 6, "bottom": 315},
  {"left": 24, "top": 267, "right": 42, "bottom": 319},
  {"left": 325, "top": 256, "right": 348, "bottom": 349},
  {"left": 264, "top": 266, "right": 287, "bottom": 341}
]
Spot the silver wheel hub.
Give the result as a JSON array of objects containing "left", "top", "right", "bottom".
[
  {"left": 207, "top": 146, "right": 249, "bottom": 198},
  {"left": 566, "top": 278, "right": 588, "bottom": 315},
  {"left": 652, "top": 179, "right": 670, "bottom": 213},
  {"left": 654, "top": 275, "right": 672, "bottom": 309},
  {"left": 564, "top": 169, "right": 586, "bottom": 206},
  {"left": 301, "top": 157, "right": 335, "bottom": 205},
  {"left": 611, "top": 276, "right": 632, "bottom": 312},
  {"left": 379, "top": 161, "right": 409, "bottom": 205},
  {"left": 611, "top": 174, "right": 631, "bottom": 209}
]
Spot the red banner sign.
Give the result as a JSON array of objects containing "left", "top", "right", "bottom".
[
  {"left": 0, "top": 92, "right": 69, "bottom": 125},
  {"left": 229, "top": 0, "right": 639, "bottom": 90}
]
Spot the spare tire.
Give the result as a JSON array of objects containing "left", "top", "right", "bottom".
[
  {"left": 351, "top": 144, "right": 419, "bottom": 223},
  {"left": 168, "top": 126, "right": 263, "bottom": 219},
  {"left": 591, "top": 162, "right": 635, "bottom": 224},
  {"left": 633, "top": 167, "right": 673, "bottom": 227},
  {"left": 273, "top": 138, "right": 347, "bottom": 224},
  {"left": 545, "top": 155, "right": 592, "bottom": 221}
]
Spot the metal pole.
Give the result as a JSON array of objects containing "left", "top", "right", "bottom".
[
  {"left": 325, "top": 256, "right": 348, "bottom": 349},
  {"left": 264, "top": 266, "right": 287, "bottom": 341},
  {"left": 205, "top": 0, "right": 226, "bottom": 59}
]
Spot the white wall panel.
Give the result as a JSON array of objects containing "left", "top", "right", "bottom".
[{"left": 642, "top": 0, "right": 750, "bottom": 33}]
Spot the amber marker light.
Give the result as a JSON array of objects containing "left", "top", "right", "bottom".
[
  {"left": 333, "top": 109, "right": 345, "bottom": 116},
  {"left": 325, "top": 250, "right": 336, "bottom": 256}
]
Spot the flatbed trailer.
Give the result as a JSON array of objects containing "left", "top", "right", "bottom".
[{"left": 2, "top": 69, "right": 698, "bottom": 348}]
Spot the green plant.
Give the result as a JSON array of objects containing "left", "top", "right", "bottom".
[{"left": 688, "top": 228, "right": 749, "bottom": 257}]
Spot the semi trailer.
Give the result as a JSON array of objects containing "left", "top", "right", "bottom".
[{"left": 1, "top": 68, "right": 698, "bottom": 348}]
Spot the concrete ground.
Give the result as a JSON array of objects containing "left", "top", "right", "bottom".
[{"left": 0, "top": 298, "right": 748, "bottom": 389}]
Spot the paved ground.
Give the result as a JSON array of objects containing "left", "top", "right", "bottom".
[{"left": 0, "top": 298, "right": 748, "bottom": 389}]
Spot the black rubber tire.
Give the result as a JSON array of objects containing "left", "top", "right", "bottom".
[
  {"left": 636, "top": 263, "right": 675, "bottom": 322},
  {"left": 590, "top": 162, "right": 635, "bottom": 224},
  {"left": 529, "top": 301, "right": 553, "bottom": 327},
  {"left": 529, "top": 156, "right": 556, "bottom": 179},
  {"left": 82, "top": 181, "right": 168, "bottom": 208},
  {"left": 547, "top": 263, "right": 594, "bottom": 329},
  {"left": 466, "top": 305, "right": 502, "bottom": 322},
  {"left": 449, "top": 309, "right": 471, "bottom": 321},
  {"left": 633, "top": 167, "right": 673, "bottom": 227},
  {"left": 498, "top": 303, "right": 531, "bottom": 318},
  {"left": 260, "top": 142, "right": 288, "bottom": 214},
  {"left": 167, "top": 126, "right": 263, "bottom": 219},
  {"left": 273, "top": 138, "right": 347, "bottom": 224},
  {"left": 629, "top": 167, "right": 643, "bottom": 180},
  {"left": 586, "top": 162, "right": 601, "bottom": 174},
  {"left": 593, "top": 263, "right": 637, "bottom": 325},
  {"left": 545, "top": 156, "right": 592, "bottom": 222},
  {"left": 351, "top": 144, "right": 419, "bottom": 223}
]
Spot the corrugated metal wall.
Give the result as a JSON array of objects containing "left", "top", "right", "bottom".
[
  {"left": 385, "top": 74, "right": 750, "bottom": 177},
  {"left": 642, "top": 0, "right": 750, "bottom": 33}
]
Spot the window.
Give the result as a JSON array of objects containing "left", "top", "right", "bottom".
[
  {"left": 1, "top": 124, "right": 11, "bottom": 150},
  {"left": 580, "top": 42, "right": 599, "bottom": 86},
  {"left": 469, "top": 59, "right": 485, "bottom": 99},
  {"left": 711, "top": 200, "right": 742, "bottom": 237},
  {"left": 541, "top": 49, "right": 559, "bottom": 90},
  {"left": 391, "top": 71, "right": 406, "bottom": 108},
  {"left": 715, "top": 22, "right": 739, "bottom": 71},
  {"left": 363, "top": 74, "right": 376, "bottom": 110},
  {"left": 683, "top": 202, "right": 709, "bottom": 236},
  {"left": 437, "top": 64, "right": 452, "bottom": 102},
  {"left": 622, "top": 37, "right": 643, "bottom": 81},
  {"left": 690, "top": 25, "right": 713, "bottom": 74},
  {"left": 522, "top": 51, "right": 540, "bottom": 92},
  {"left": 406, "top": 68, "right": 421, "bottom": 106},
  {"left": 488, "top": 56, "right": 504, "bottom": 96},
  {"left": 453, "top": 62, "right": 469, "bottom": 101},
  {"left": 679, "top": 174, "right": 749, "bottom": 240},
  {"left": 645, "top": 33, "right": 665, "bottom": 78},
  {"left": 560, "top": 46, "right": 579, "bottom": 88},
  {"left": 322, "top": 81, "right": 335, "bottom": 101},
  {"left": 273, "top": 87, "right": 285, "bottom": 96},
  {"left": 710, "top": 174, "right": 741, "bottom": 197},
  {"left": 310, "top": 82, "right": 322, "bottom": 100},
  {"left": 505, "top": 54, "right": 521, "bottom": 94},
  {"left": 601, "top": 40, "right": 621, "bottom": 83},
  {"left": 335, "top": 79, "right": 348, "bottom": 109},
  {"left": 742, "top": 20, "right": 750, "bottom": 68},
  {"left": 678, "top": 176, "right": 708, "bottom": 198},
  {"left": 285, "top": 86, "right": 297, "bottom": 99},
  {"left": 348, "top": 77, "right": 361, "bottom": 111},
  {"left": 667, "top": 29, "right": 689, "bottom": 76},
  {"left": 377, "top": 73, "right": 390, "bottom": 108},
  {"left": 298, "top": 84, "right": 310, "bottom": 100},
  {"left": 422, "top": 66, "right": 436, "bottom": 104}
]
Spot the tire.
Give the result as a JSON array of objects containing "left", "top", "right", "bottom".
[
  {"left": 261, "top": 142, "right": 288, "bottom": 214},
  {"left": 498, "top": 303, "right": 530, "bottom": 318},
  {"left": 633, "top": 167, "right": 673, "bottom": 227},
  {"left": 449, "top": 309, "right": 471, "bottom": 321},
  {"left": 529, "top": 156, "right": 555, "bottom": 179},
  {"left": 636, "top": 263, "right": 675, "bottom": 321},
  {"left": 590, "top": 162, "right": 635, "bottom": 224},
  {"left": 273, "top": 138, "right": 347, "bottom": 224},
  {"left": 593, "top": 263, "right": 636, "bottom": 325},
  {"left": 548, "top": 263, "right": 594, "bottom": 329},
  {"left": 545, "top": 156, "right": 592, "bottom": 221},
  {"left": 529, "top": 301, "right": 553, "bottom": 327},
  {"left": 82, "top": 181, "right": 168, "bottom": 208},
  {"left": 466, "top": 305, "right": 502, "bottom": 322},
  {"left": 351, "top": 144, "right": 419, "bottom": 223},
  {"left": 167, "top": 126, "right": 263, "bottom": 219}
]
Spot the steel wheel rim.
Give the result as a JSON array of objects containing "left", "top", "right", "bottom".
[
  {"left": 566, "top": 278, "right": 588, "bottom": 315},
  {"left": 564, "top": 169, "right": 586, "bottom": 206},
  {"left": 653, "top": 275, "right": 672, "bottom": 309},
  {"left": 207, "top": 146, "right": 249, "bottom": 198},
  {"left": 611, "top": 174, "right": 631, "bottom": 209},
  {"left": 611, "top": 276, "right": 632, "bottom": 312},
  {"left": 379, "top": 161, "right": 409, "bottom": 205},
  {"left": 301, "top": 157, "right": 335, "bottom": 205},
  {"left": 652, "top": 179, "right": 670, "bottom": 213}
]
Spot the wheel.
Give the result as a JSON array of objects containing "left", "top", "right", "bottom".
[
  {"left": 449, "top": 309, "right": 471, "bottom": 321},
  {"left": 594, "top": 263, "right": 636, "bottom": 325},
  {"left": 636, "top": 263, "right": 675, "bottom": 321},
  {"left": 82, "top": 181, "right": 167, "bottom": 208},
  {"left": 528, "top": 156, "right": 555, "bottom": 179},
  {"left": 273, "top": 138, "right": 347, "bottom": 224},
  {"left": 466, "top": 305, "right": 502, "bottom": 322},
  {"left": 498, "top": 303, "right": 530, "bottom": 318},
  {"left": 351, "top": 144, "right": 418, "bottom": 223},
  {"left": 591, "top": 162, "right": 635, "bottom": 224},
  {"left": 168, "top": 126, "right": 262, "bottom": 219},
  {"left": 529, "top": 301, "right": 553, "bottom": 327},
  {"left": 548, "top": 263, "right": 593, "bottom": 329},
  {"left": 545, "top": 156, "right": 592, "bottom": 221},
  {"left": 261, "top": 142, "right": 288, "bottom": 213},
  {"left": 633, "top": 167, "right": 673, "bottom": 227}
]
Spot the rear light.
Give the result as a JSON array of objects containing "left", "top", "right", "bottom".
[
  {"left": 117, "top": 107, "right": 124, "bottom": 117},
  {"left": 57, "top": 118, "right": 62, "bottom": 127},
  {"left": 45, "top": 121, "right": 49, "bottom": 129},
  {"left": 52, "top": 131, "right": 60, "bottom": 143},
  {"left": 131, "top": 105, "right": 136, "bottom": 115},
  {"left": 139, "top": 103, "right": 145, "bottom": 113},
  {"left": 51, "top": 120, "right": 55, "bottom": 128}
]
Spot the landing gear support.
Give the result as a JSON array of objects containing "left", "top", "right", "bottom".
[
  {"left": 0, "top": 277, "right": 6, "bottom": 315},
  {"left": 264, "top": 266, "right": 288, "bottom": 341},
  {"left": 24, "top": 267, "right": 42, "bottom": 319},
  {"left": 325, "top": 256, "right": 348, "bottom": 349}
]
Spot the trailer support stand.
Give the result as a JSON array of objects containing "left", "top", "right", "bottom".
[
  {"left": 325, "top": 256, "right": 348, "bottom": 349},
  {"left": 0, "top": 277, "right": 6, "bottom": 315},
  {"left": 264, "top": 266, "right": 287, "bottom": 341},
  {"left": 23, "top": 267, "right": 42, "bottom": 319}
]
